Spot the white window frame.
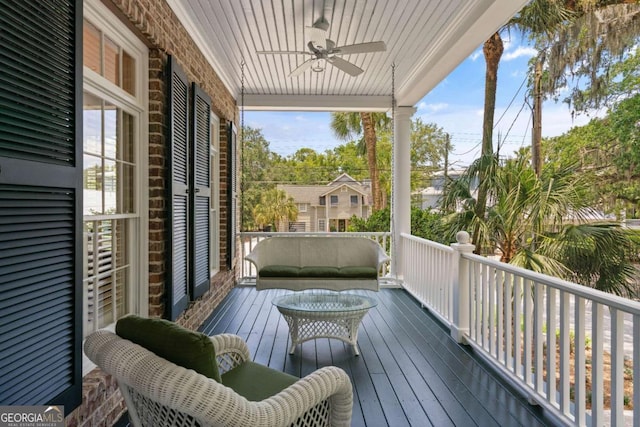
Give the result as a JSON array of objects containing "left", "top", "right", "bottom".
[
  {"left": 330, "top": 195, "right": 339, "bottom": 206},
  {"left": 298, "top": 203, "right": 307, "bottom": 213},
  {"left": 210, "top": 112, "right": 221, "bottom": 276},
  {"left": 318, "top": 219, "right": 326, "bottom": 232},
  {"left": 82, "top": 0, "right": 148, "bottom": 375}
]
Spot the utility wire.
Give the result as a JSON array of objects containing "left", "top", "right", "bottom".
[{"left": 494, "top": 74, "right": 528, "bottom": 129}]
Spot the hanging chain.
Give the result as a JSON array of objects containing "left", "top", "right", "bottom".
[
  {"left": 240, "top": 60, "right": 246, "bottom": 232},
  {"left": 390, "top": 62, "right": 398, "bottom": 280}
]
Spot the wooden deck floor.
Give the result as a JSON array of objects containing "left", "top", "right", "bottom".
[{"left": 200, "top": 287, "right": 560, "bottom": 427}]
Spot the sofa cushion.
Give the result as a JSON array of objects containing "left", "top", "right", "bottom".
[
  {"left": 115, "top": 315, "right": 221, "bottom": 382},
  {"left": 298, "top": 266, "right": 341, "bottom": 277},
  {"left": 221, "top": 361, "right": 298, "bottom": 401},
  {"left": 338, "top": 266, "right": 378, "bottom": 279},
  {"left": 260, "top": 265, "right": 300, "bottom": 277}
]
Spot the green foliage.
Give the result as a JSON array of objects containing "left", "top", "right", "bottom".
[
  {"left": 441, "top": 150, "right": 639, "bottom": 296},
  {"left": 252, "top": 188, "right": 298, "bottom": 232},
  {"left": 410, "top": 119, "right": 451, "bottom": 191},
  {"left": 540, "top": 223, "right": 639, "bottom": 296},
  {"left": 411, "top": 208, "right": 449, "bottom": 243},
  {"left": 241, "top": 127, "right": 279, "bottom": 230},
  {"left": 348, "top": 207, "right": 390, "bottom": 233},
  {"left": 543, "top": 93, "right": 640, "bottom": 217},
  {"left": 347, "top": 206, "right": 448, "bottom": 243}
]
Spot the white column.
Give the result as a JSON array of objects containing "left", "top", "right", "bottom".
[{"left": 391, "top": 106, "right": 416, "bottom": 278}]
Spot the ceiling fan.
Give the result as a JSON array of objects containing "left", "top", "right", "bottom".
[{"left": 256, "top": 18, "right": 386, "bottom": 78}]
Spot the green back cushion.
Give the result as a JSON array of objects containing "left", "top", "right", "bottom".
[
  {"left": 221, "top": 361, "right": 298, "bottom": 401},
  {"left": 298, "top": 266, "right": 340, "bottom": 277},
  {"left": 338, "top": 266, "right": 378, "bottom": 278},
  {"left": 116, "top": 315, "right": 221, "bottom": 382},
  {"left": 260, "top": 265, "right": 300, "bottom": 277}
]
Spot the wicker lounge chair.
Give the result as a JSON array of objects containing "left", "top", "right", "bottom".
[{"left": 84, "top": 317, "right": 353, "bottom": 427}]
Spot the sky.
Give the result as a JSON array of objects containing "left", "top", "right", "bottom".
[{"left": 244, "top": 33, "right": 604, "bottom": 167}]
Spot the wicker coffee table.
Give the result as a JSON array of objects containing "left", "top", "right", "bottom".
[{"left": 273, "top": 292, "right": 377, "bottom": 356}]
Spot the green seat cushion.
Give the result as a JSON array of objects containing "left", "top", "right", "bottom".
[
  {"left": 260, "top": 265, "right": 300, "bottom": 277},
  {"left": 298, "top": 266, "right": 340, "bottom": 277},
  {"left": 221, "top": 361, "right": 298, "bottom": 401},
  {"left": 116, "top": 315, "right": 221, "bottom": 382},
  {"left": 338, "top": 266, "right": 378, "bottom": 279}
]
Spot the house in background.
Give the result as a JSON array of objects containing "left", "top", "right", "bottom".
[
  {"left": 278, "top": 173, "right": 372, "bottom": 232},
  {"left": 417, "top": 168, "right": 479, "bottom": 210}
]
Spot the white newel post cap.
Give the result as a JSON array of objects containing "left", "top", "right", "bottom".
[{"left": 456, "top": 231, "right": 470, "bottom": 244}]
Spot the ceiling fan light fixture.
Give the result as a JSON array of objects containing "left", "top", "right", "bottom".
[{"left": 311, "top": 60, "right": 325, "bottom": 72}]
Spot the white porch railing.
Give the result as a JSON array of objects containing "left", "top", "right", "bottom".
[
  {"left": 237, "top": 232, "right": 391, "bottom": 282},
  {"left": 400, "top": 231, "right": 640, "bottom": 427}
]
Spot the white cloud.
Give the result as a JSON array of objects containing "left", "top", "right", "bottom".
[
  {"left": 419, "top": 102, "right": 448, "bottom": 113},
  {"left": 470, "top": 50, "right": 482, "bottom": 61},
  {"left": 503, "top": 46, "right": 538, "bottom": 61}
]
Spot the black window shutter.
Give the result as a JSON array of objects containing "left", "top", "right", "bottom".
[
  {"left": 226, "top": 122, "right": 236, "bottom": 269},
  {"left": 0, "top": 0, "right": 82, "bottom": 410},
  {"left": 190, "top": 83, "right": 211, "bottom": 299},
  {"left": 167, "top": 56, "right": 189, "bottom": 320}
]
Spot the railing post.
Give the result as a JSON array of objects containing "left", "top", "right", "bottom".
[{"left": 450, "top": 231, "right": 475, "bottom": 343}]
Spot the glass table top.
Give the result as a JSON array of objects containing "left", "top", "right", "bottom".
[{"left": 272, "top": 291, "right": 377, "bottom": 313}]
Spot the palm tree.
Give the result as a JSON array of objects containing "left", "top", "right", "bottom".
[
  {"left": 330, "top": 112, "right": 390, "bottom": 211},
  {"left": 252, "top": 188, "right": 298, "bottom": 232},
  {"left": 475, "top": 1, "right": 571, "bottom": 239},
  {"left": 441, "top": 151, "right": 638, "bottom": 296}
]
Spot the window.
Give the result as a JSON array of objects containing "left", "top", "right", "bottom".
[
  {"left": 210, "top": 112, "right": 220, "bottom": 275},
  {"left": 298, "top": 203, "right": 308, "bottom": 212},
  {"left": 350, "top": 195, "right": 359, "bottom": 206},
  {"left": 319, "top": 196, "right": 326, "bottom": 206},
  {"left": 330, "top": 195, "right": 339, "bottom": 206},
  {"left": 82, "top": 0, "right": 148, "bottom": 342},
  {"left": 318, "top": 219, "right": 326, "bottom": 232}
]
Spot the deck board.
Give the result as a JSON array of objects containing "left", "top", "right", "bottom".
[{"left": 200, "top": 287, "right": 559, "bottom": 427}]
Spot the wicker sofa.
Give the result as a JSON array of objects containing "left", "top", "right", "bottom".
[
  {"left": 84, "top": 317, "right": 353, "bottom": 427},
  {"left": 245, "top": 236, "right": 390, "bottom": 291}
]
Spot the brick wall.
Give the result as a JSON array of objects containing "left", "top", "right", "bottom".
[{"left": 67, "top": 0, "right": 240, "bottom": 425}]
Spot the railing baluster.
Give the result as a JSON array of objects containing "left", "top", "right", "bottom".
[
  {"left": 546, "top": 286, "right": 557, "bottom": 406},
  {"left": 489, "top": 266, "right": 496, "bottom": 357},
  {"left": 523, "top": 278, "right": 533, "bottom": 387},
  {"left": 514, "top": 275, "right": 522, "bottom": 376},
  {"left": 496, "top": 269, "right": 505, "bottom": 363},
  {"left": 559, "top": 290, "right": 570, "bottom": 416},
  {"left": 635, "top": 315, "right": 640, "bottom": 427},
  {"left": 574, "top": 296, "right": 586, "bottom": 427},
  {"left": 482, "top": 264, "right": 490, "bottom": 350},
  {"left": 474, "top": 262, "right": 481, "bottom": 343},
  {"left": 534, "top": 281, "right": 544, "bottom": 398},
  {"left": 611, "top": 308, "right": 624, "bottom": 426},
  {"left": 505, "top": 272, "right": 513, "bottom": 371},
  {"left": 591, "top": 302, "right": 604, "bottom": 427}
]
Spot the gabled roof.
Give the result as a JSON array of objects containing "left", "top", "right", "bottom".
[
  {"left": 329, "top": 173, "right": 359, "bottom": 185},
  {"left": 278, "top": 174, "right": 372, "bottom": 205}
]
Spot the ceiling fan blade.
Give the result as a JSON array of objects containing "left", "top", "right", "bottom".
[
  {"left": 325, "top": 39, "right": 335, "bottom": 51},
  {"left": 327, "top": 57, "right": 363, "bottom": 76},
  {"left": 257, "top": 50, "right": 312, "bottom": 55},
  {"left": 332, "top": 41, "right": 387, "bottom": 55},
  {"left": 289, "top": 59, "right": 315, "bottom": 77}
]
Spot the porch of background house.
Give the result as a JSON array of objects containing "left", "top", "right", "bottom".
[{"left": 236, "top": 232, "right": 640, "bottom": 427}]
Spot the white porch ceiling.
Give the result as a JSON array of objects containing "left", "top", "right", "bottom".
[{"left": 168, "top": 0, "right": 528, "bottom": 111}]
